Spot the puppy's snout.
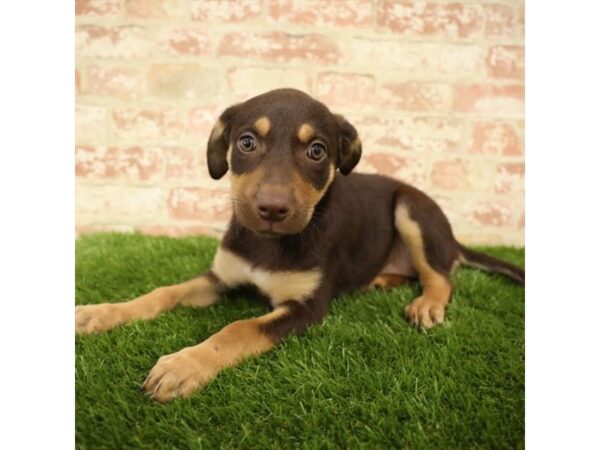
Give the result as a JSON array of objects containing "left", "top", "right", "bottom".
[{"left": 256, "top": 190, "right": 291, "bottom": 223}]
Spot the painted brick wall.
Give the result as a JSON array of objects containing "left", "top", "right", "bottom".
[{"left": 75, "top": 0, "right": 525, "bottom": 245}]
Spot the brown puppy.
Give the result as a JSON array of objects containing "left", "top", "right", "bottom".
[{"left": 76, "top": 88, "right": 524, "bottom": 403}]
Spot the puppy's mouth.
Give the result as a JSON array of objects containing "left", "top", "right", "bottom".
[
  {"left": 252, "top": 218, "right": 304, "bottom": 237},
  {"left": 233, "top": 203, "right": 312, "bottom": 237},
  {"left": 254, "top": 227, "right": 285, "bottom": 238}
]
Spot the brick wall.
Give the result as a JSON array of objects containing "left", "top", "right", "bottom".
[{"left": 75, "top": 0, "right": 525, "bottom": 245}]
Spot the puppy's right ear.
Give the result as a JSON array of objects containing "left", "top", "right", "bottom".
[
  {"left": 206, "top": 105, "right": 238, "bottom": 179},
  {"left": 334, "top": 114, "right": 362, "bottom": 176}
]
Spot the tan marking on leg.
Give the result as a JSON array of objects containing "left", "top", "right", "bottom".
[
  {"left": 370, "top": 274, "right": 410, "bottom": 289},
  {"left": 253, "top": 116, "right": 271, "bottom": 137},
  {"left": 212, "top": 247, "right": 321, "bottom": 306},
  {"left": 297, "top": 123, "right": 315, "bottom": 143},
  {"left": 142, "top": 306, "right": 288, "bottom": 402},
  {"left": 395, "top": 204, "right": 452, "bottom": 329},
  {"left": 75, "top": 275, "right": 220, "bottom": 334}
]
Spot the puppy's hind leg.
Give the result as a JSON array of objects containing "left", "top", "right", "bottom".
[
  {"left": 370, "top": 274, "right": 411, "bottom": 289},
  {"left": 394, "top": 188, "right": 460, "bottom": 329}
]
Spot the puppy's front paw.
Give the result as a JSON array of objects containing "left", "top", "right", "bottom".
[
  {"left": 142, "top": 346, "right": 219, "bottom": 403},
  {"left": 75, "top": 303, "right": 125, "bottom": 334},
  {"left": 404, "top": 296, "right": 446, "bottom": 329}
]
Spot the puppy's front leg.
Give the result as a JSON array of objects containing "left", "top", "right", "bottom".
[
  {"left": 143, "top": 300, "right": 325, "bottom": 403},
  {"left": 75, "top": 272, "right": 225, "bottom": 334}
]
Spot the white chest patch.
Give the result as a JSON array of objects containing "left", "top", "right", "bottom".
[{"left": 211, "top": 247, "right": 322, "bottom": 306}]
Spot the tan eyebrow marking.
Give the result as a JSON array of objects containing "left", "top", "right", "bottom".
[
  {"left": 297, "top": 123, "right": 315, "bottom": 144},
  {"left": 253, "top": 117, "right": 271, "bottom": 137}
]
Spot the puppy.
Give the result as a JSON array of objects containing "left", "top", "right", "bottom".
[{"left": 76, "top": 88, "right": 524, "bottom": 402}]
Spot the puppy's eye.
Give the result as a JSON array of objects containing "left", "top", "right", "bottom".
[
  {"left": 307, "top": 143, "right": 326, "bottom": 161},
  {"left": 238, "top": 135, "right": 256, "bottom": 152}
]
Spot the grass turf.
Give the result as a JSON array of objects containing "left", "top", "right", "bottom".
[{"left": 76, "top": 233, "right": 524, "bottom": 449}]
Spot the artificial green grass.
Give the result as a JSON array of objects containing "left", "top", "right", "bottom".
[{"left": 76, "top": 233, "right": 524, "bottom": 450}]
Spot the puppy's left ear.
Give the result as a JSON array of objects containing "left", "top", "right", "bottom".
[
  {"left": 206, "top": 105, "right": 239, "bottom": 180},
  {"left": 334, "top": 114, "right": 362, "bottom": 175}
]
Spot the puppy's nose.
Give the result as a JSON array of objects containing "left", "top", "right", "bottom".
[{"left": 256, "top": 192, "right": 290, "bottom": 223}]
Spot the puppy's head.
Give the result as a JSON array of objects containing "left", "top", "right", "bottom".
[{"left": 206, "top": 88, "right": 361, "bottom": 236}]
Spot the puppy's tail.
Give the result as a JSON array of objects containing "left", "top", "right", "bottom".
[{"left": 458, "top": 244, "right": 525, "bottom": 285}]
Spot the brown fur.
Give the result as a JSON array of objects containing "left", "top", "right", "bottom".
[{"left": 76, "top": 88, "right": 524, "bottom": 402}]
